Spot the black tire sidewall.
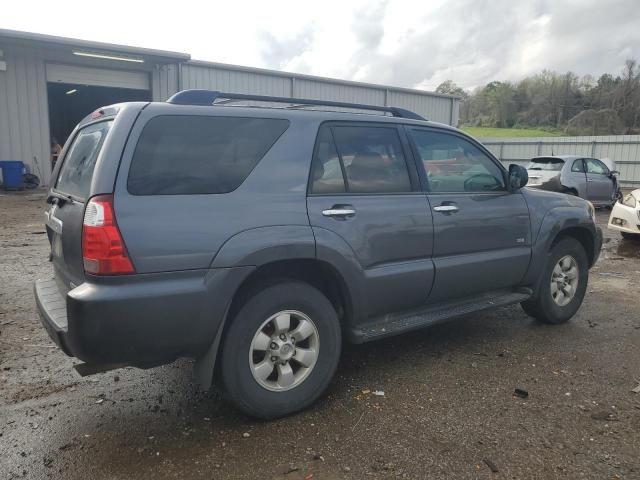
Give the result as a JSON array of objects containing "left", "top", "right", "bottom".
[
  {"left": 536, "top": 237, "right": 589, "bottom": 324},
  {"left": 221, "top": 281, "right": 341, "bottom": 419}
]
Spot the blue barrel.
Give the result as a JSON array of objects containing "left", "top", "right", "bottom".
[{"left": 0, "top": 161, "right": 25, "bottom": 189}]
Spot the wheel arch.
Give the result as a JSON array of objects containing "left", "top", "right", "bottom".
[
  {"left": 195, "top": 257, "right": 355, "bottom": 389},
  {"left": 549, "top": 226, "right": 597, "bottom": 267},
  {"left": 225, "top": 258, "right": 354, "bottom": 326},
  {"left": 520, "top": 205, "right": 600, "bottom": 291}
]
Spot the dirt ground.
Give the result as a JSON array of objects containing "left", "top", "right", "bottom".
[{"left": 1, "top": 190, "right": 639, "bottom": 480}]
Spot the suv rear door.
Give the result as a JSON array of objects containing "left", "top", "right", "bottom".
[
  {"left": 406, "top": 127, "right": 531, "bottom": 303},
  {"left": 307, "top": 122, "right": 434, "bottom": 321},
  {"left": 46, "top": 120, "right": 113, "bottom": 290}
]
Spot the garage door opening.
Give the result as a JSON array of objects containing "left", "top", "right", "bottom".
[{"left": 47, "top": 82, "right": 150, "bottom": 155}]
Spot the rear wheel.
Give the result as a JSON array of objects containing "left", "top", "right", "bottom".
[
  {"left": 220, "top": 281, "right": 341, "bottom": 419},
  {"left": 521, "top": 237, "right": 588, "bottom": 324}
]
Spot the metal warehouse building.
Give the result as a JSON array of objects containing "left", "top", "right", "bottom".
[{"left": 0, "top": 28, "right": 460, "bottom": 186}]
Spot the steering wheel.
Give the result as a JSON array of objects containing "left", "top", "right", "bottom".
[{"left": 463, "top": 173, "right": 502, "bottom": 192}]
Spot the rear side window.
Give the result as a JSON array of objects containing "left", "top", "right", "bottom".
[
  {"left": 310, "top": 125, "right": 411, "bottom": 194},
  {"left": 571, "top": 159, "right": 585, "bottom": 173},
  {"left": 55, "top": 121, "right": 112, "bottom": 200},
  {"left": 128, "top": 116, "right": 289, "bottom": 195},
  {"left": 310, "top": 128, "right": 346, "bottom": 194}
]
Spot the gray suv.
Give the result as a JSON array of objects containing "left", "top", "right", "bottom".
[{"left": 35, "top": 90, "right": 602, "bottom": 419}]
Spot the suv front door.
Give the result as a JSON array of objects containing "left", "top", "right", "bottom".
[
  {"left": 307, "top": 123, "right": 434, "bottom": 321},
  {"left": 407, "top": 127, "right": 531, "bottom": 303}
]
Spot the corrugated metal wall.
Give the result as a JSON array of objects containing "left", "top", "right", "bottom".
[
  {"left": 152, "top": 64, "right": 179, "bottom": 101},
  {"left": 481, "top": 135, "right": 640, "bottom": 187},
  {"left": 181, "top": 63, "right": 291, "bottom": 96},
  {"left": 0, "top": 41, "right": 459, "bottom": 187},
  {"left": 179, "top": 61, "right": 458, "bottom": 125},
  {"left": 0, "top": 41, "right": 166, "bottom": 186},
  {"left": 0, "top": 44, "right": 51, "bottom": 185}
]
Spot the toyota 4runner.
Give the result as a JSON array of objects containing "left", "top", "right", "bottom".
[{"left": 35, "top": 90, "right": 603, "bottom": 418}]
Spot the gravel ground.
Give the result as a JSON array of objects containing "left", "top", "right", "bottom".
[{"left": 1, "top": 190, "right": 639, "bottom": 480}]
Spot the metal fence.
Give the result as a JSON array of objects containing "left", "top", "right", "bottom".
[{"left": 480, "top": 135, "right": 640, "bottom": 187}]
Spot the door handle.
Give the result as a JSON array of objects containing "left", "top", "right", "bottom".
[
  {"left": 322, "top": 207, "right": 356, "bottom": 218},
  {"left": 433, "top": 204, "right": 459, "bottom": 213}
]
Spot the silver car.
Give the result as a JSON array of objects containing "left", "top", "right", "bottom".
[{"left": 526, "top": 155, "right": 620, "bottom": 207}]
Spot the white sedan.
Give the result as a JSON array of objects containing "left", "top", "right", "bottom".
[{"left": 608, "top": 189, "right": 640, "bottom": 239}]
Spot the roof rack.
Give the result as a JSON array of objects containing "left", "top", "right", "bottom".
[{"left": 166, "top": 89, "right": 426, "bottom": 121}]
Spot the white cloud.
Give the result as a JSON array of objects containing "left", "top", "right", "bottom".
[{"left": 3, "top": 0, "right": 640, "bottom": 91}]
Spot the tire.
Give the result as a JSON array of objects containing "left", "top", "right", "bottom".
[
  {"left": 521, "top": 237, "right": 589, "bottom": 324},
  {"left": 220, "top": 281, "right": 341, "bottom": 419}
]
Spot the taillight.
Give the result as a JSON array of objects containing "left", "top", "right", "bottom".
[{"left": 82, "top": 195, "right": 134, "bottom": 275}]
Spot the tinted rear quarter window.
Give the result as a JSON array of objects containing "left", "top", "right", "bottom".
[
  {"left": 55, "top": 121, "right": 113, "bottom": 200},
  {"left": 128, "top": 116, "right": 289, "bottom": 195}
]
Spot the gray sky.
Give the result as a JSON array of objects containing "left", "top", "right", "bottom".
[{"left": 4, "top": 0, "right": 640, "bottom": 91}]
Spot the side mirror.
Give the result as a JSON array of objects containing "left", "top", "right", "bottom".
[
  {"left": 610, "top": 170, "right": 620, "bottom": 176},
  {"left": 508, "top": 164, "right": 528, "bottom": 191}
]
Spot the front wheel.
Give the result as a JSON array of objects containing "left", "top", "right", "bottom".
[
  {"left": 220, "top": 281, "right": 341, "bottom": 419},
  {"left": 521, "top": 237, "right": 589, "bottom": 324}
]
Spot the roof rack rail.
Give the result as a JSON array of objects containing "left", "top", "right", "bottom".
[{"left": 166, "top": 89, "right": 426, "bottom": 121}]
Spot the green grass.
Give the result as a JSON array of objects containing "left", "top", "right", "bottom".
[{"left": 461, "top": 127, "right": 562, "bottom": 138}]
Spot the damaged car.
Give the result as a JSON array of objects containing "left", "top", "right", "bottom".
[
  {"left": 526, "top": 155, "right": 620, "bottom": 207},
  {"left": 608, "top": 189, "right": 640, "bottom": 239}
]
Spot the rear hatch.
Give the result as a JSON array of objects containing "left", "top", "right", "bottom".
[
  {"left": 46, "top": 120, "right": 113, "bottom": 290},
  {"left": 526, "top": 157, "right": 564, "bottom": 186}
]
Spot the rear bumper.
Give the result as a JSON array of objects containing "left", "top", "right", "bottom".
[
  {"left": 34, "top": 278, "right": 73, "bottom": 356},
  {"left": 34, "top": 267, "right": 252, "bottom": 366}
]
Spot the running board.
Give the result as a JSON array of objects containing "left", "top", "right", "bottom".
[{"left": 349, "top": 290, "right": 531, "bottom": 343}]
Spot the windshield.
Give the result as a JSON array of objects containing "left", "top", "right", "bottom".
[
  {"left": 55, "top": 121, "right": 113, "bottom": 200},
  {"left": 526, "top": 157, "right": 565, "bottom": 171}
]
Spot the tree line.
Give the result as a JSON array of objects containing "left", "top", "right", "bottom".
[{"left": 436, "top": 60, "right": 640, "bottom": 135}]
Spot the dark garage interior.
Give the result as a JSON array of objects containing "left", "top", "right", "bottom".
[{"left": 47, "top": 82, "right": 150, "bottom": 148}]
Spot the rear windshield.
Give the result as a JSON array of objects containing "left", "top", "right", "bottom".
[
  {"left": 526, "top": 157, "right": 565, "bottom": 171},
  {"left": 55, "top": 121, "right": 113, "bottom": 200},
  {"left": 127, "top": 116, "right": 289, "bottom": 195}
]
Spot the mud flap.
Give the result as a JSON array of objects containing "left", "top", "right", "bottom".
[{"left": 193, "top": 305, "right": 231, "bottom": 390}]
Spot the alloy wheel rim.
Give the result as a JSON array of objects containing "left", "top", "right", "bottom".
[
  {"left": 249, "top": 310, "right": 320, "bottom": 392},
  {"left": 550, "top": 255, "right": 579, "bottom": 306}
]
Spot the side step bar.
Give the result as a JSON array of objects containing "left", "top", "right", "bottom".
[{"left": 349, "top": 290, "right": 531, "bottom": 343}]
